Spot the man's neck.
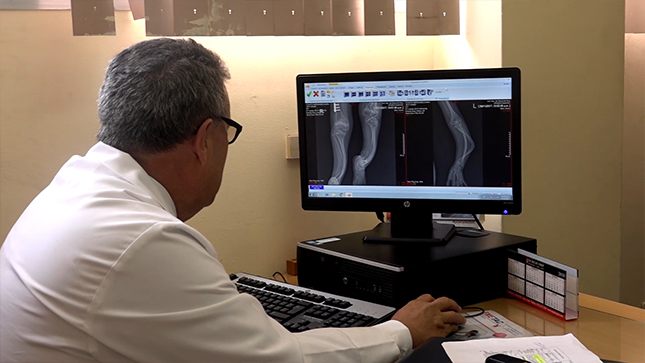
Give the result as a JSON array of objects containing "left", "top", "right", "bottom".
[{"left": 130, "top": 145, "right": 203, "bottom": 222}]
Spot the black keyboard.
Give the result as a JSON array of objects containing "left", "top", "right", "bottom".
[{"left": 231, "top": 272, "right": 396, "bottom": 332}]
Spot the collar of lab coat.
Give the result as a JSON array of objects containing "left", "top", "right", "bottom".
[{"left": 85, "top": 142, "right": 178, "bottom": 218}]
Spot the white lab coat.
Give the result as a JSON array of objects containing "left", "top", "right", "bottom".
[{"left": 0, "top": 142, "right": 412, "bottom": 363}]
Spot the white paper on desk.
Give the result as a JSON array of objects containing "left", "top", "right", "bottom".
[
  {"left": 442, "top": 333, "right": 602, "bottom": 363},
  {"left": 452, "top": 310, "right": 533, "bottom": 340}
]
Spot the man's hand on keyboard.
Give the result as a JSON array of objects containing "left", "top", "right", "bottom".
[{"left": 391, "top": 294, "right": 467, "bottom": 348}]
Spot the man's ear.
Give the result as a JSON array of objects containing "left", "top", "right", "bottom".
[{"left": 192, "top": 118, "right": 213, "bottom": 165}]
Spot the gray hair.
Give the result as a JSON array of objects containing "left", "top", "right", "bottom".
[{"left": 97, "top": 38, "right": 230, "bottom": 154}]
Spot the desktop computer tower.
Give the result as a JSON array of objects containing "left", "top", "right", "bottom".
[{"left": 297, "top": 224, "right": 537, "bottom": 308}]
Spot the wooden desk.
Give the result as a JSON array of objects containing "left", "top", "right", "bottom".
[
  {"left": 283, "top": 274, "right": 645, "bottom": 362},
  {"left": 477, "top": 295, "right": 645, "bottom": 362}
]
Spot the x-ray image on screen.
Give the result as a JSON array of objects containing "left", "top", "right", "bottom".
[
  {"left": 306, "top": 102, "right": 397, "bottom": 186},
  {"left": 305, "top": 99, "right": 512, "bottom": 188},
  {"left": 429, "top": 100, "right": 481, "bottom": 187},
  {"left": 329, "top": 102, "right": 382, "bottom": 185},
  {"left": 437, "top": 101, "right": 475, "bottom": 186},
  {"left": 397, "top": 100, "right": 511, "bottom": 188},
  {"left": 394, "top": 100, "right": 482, "bottom": 188}
]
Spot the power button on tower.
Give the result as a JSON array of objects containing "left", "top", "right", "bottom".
[{"left": 342, "top": 277, "right": 348, "bottom": 285}]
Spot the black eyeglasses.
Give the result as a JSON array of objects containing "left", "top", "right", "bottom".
[
  {"left": 193, "top": 116, "right": 242, "bottom": 144},
  {"left": 219, "top": 116, "right": 243, "bottom": 144}
]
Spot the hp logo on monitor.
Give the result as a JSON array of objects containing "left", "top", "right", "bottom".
[{"left": 403, "top": 201, "right": 411, "bottom": 208}]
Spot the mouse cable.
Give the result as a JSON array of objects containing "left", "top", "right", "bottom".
[
  {"left": 461, "top": 306, "right": 485, "bottom": 318},
  {"left": 272, "top": 271, "right": 287, "bottom": 283}
]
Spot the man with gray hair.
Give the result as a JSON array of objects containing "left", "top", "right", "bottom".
[{"left": 0, "top": 38, "right": 465, "bottom": 363}]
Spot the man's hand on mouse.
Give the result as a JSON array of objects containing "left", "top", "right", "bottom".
[{"left": 391, "top": 294, "right": 467, "bottom": 348}]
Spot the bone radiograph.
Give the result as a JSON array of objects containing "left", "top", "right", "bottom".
[
  {"left": 329, "top": 102, "right": 382, "bottom": 185},
  {"left": 352, "top": 103, "right": 382, "bottom": 184},
  {"left": 329, "top": 103, "right": 354, "bottom": 185},
  {"left": 323, "top": 100, "right": 486, "bottom": 187},
  {"left": 438, "top": 101, "right": 475, "bottom": 186}
]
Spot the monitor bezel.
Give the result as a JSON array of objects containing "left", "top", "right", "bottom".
[{"left": 296, "top": 67, "right": 522, "bottom": 216}]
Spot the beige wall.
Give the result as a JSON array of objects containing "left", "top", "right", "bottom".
[
  {"left": 435, "top": 0, "right": 501, "bottom": 70},
  {"left": 0, "top": 4, "right": 501, "bottom": 278},
  {"left": 621, "top": 34, "right": 645, "bottom": 308},
  {"left": 501, "top": 0, "right": 625, "bottom": 301}
]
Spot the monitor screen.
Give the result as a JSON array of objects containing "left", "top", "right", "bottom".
[{"left": 296, "top": 68, "right": 521, "bottom": 227}]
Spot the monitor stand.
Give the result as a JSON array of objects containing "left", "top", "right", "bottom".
[{"left": 362, "top": 211, "right": 456, "bottom": 245}]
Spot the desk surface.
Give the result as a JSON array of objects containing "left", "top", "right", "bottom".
[
  {"left": 284, "top": 274, "right": 645, "bottom": 362},
  {"left": 477, "top": 295, "right": 645, "bottom": 362}
]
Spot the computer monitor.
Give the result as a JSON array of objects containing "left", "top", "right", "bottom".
[{"left": 296, "top": 67, "right": 521, "bottom": 243}]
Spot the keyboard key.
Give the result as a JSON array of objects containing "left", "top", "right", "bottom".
[
  {"left": 287, "top": 305, "right": 306, "bottom": 315},
  {"left": 323, "top": 298, "right": 353, "bottom": 309},
  {"left": 265, "top": 284, "right": 295, "bottom": 295},
  {"left": 268, "top": 311, "right": 291, "bottom": 322},
  {"left": 238, "top": 277, "right": 267, "bottom": 289},
  {"left": 294, "top": 291, "right": 326, "bottom": 303}
]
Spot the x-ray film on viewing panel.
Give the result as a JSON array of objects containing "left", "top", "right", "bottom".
[
  {"left": 71, "top": 0, "right": 116, "bottom": 36},
  {"left": 304, "top": 100, "right": 512, "bottom": 188}
]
